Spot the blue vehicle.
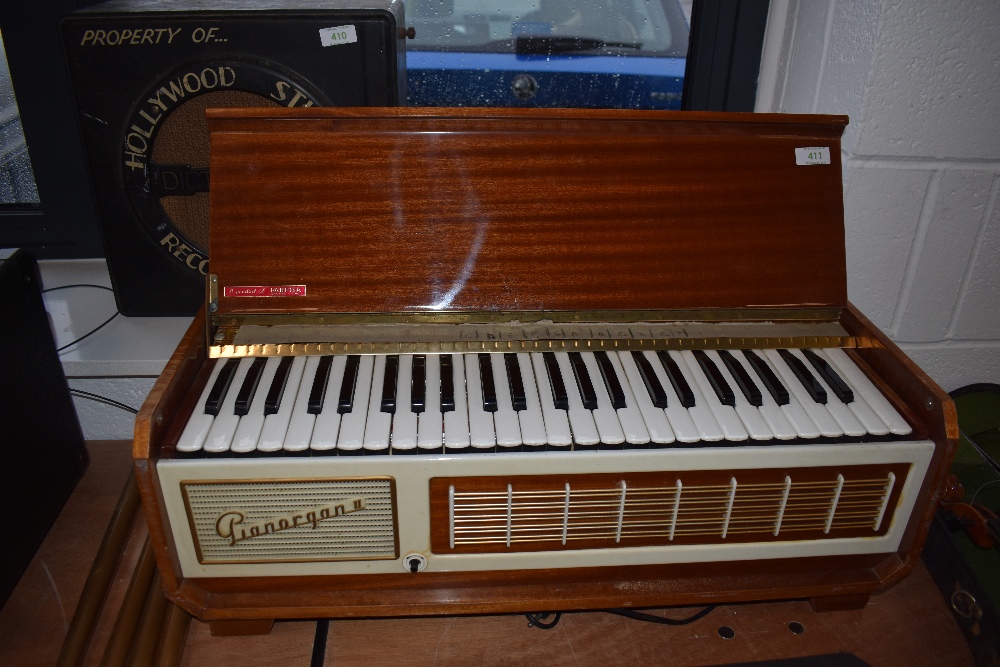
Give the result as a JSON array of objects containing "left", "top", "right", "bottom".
[{"left": 405, "top": 0, "right": 689, "bottom": 110}]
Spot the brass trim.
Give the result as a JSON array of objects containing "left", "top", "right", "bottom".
[
  {"left": 180, "top": 477, "right": 399, "bottom": 565},
  {"left": 212, "top": 307, "right": 842, "bottom": 328},
  {"left": 208, "top": 274, "right": 219, "bottom": 313},
  {"left": 210, "top": 335, "right": 856, "bottom": 358}
]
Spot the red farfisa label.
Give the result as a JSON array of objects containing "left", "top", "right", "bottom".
[{"left": 223, "top": 285, "right": 307, "bottom": 297}]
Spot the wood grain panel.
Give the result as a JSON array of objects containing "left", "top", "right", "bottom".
[
  {"left": 206, "top": 108, "right": 848, "bottom": 316},
  {"left": 428, "top": 465, "right": 908, "bottom": 554}
]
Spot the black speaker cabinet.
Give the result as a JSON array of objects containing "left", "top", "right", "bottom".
[
  {"left": 62, "top": 0, "right": 407, "bottom": 316},
  {"left": 0, "top": 250, "right": 88, "bottom": 608}
]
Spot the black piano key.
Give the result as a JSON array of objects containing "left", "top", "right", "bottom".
[
  {"left": 594, "top": 351, "right": 626, "bottom": 409},
  {"left": 568, "top": 352, "right": 598, "bottom": 410},
  {"left": 718, "top": 350, "right": 762, "bottom": 407},
  {"left": 381, "top": 355, "right": 399, "bottom": 413},
  {"left": 307, "top": 355, "right": 334, "bottom": 414},
  {"left": 693, "top": 350, "right": 735, "bottom": 406},
  {"left": 264, "top": 356, "right": 294, "bottom": 415},
  {"left": 338, "top": 355, "right": 361, "bottom": 414},
  {"left": 543, "top": 352, "right": 569, "bottom": 410},
  {"left": 742, "top": 350, "right": 789, "bottom": 406},
  {"left": 411, "top": 355, "right": 426, "bottom": 413},
  {"left": 478, "top": 353, "right": 498, "bottom": 412},
  {"left": 204, "top": 358, "right": 240, "bottom": 416},
  {"left": 656, "top": 350, "right": 696, "bottom": 408},
  {"left": 802, "top": 349, "right": 854, "bottom": 403},
  {"left": 504, "top": 353, "right": 527, "bottom": 411},
  {"left": 631, "top": 351, "right": 668, "bottom": 408},
  {"left": 234, "top": 357, "right": 268, "bottom": 416},
  {"left": 778, "top": 349, "right": 827, "bottom": 404},
  {"left": 440, "top": 355, "right": 455, "bottom": 412}
]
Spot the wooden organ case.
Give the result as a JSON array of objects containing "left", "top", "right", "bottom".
[{"left": 135, "top": 108, "right": 957, "bottom": 635}]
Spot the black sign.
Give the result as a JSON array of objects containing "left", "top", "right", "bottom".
[{"left": 62, "top": 2, "right": 406, "bottom": 315}]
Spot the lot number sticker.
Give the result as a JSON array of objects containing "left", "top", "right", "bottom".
[
  {"left": 320, "top": 25, "right": 357, "bottom": 47},
  {"left": 795, "top": 147, "right": 831, "bottom": 165}
]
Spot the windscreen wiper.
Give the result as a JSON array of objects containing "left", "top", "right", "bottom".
[{"left": 515, "top": 36, "right": 641, "bottom": 55}]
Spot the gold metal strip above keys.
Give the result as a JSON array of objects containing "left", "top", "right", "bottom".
[{"left": 209, "top": 335, "right": 856, "bottom": 359}]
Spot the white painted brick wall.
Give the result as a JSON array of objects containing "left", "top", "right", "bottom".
[{"left": 758, "top": 0, "right": 1000, "bottom": 392}]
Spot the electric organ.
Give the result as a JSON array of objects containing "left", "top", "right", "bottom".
[{"left": 134, "top": 108, "right": 957, "bottom": 634}]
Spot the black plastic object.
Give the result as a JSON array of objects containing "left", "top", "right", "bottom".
[{"left": 0, "top": 251, "right": 87, "bottom": 607}]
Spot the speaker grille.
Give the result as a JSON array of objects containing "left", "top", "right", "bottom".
[
  {"left": 430, "top": 464, "right": 909, "bottom": 554},
  {"left": 154, "top": 90, "right": 279, "bottom": 252},
  {"left": 182, "top": 478, "right": 397, "bottom": 564}
]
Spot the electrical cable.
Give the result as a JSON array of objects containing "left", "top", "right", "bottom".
[
  {"left": 525, "top": 613, "right": 561, "bottom": 629},
  {"left": 970, "top": 479, "right": 1000, "bottom": 506},
  {"left": 311, "top": 619, "right": 330, "bottom": 667},
  {"left": 69, "top": 389, "right": 139, "bottom": 415},
  {"left": 41, "top": 284, "right": 120, "bottom": 353},
  {"left": 525, "top": 604, "right": 716, "bottom": 631},
  {"left": 41, "top": 283, "right": 115, "bottom": 294},
  {"left": 604, "top": 605, "right": 716, "bottom": 625}
]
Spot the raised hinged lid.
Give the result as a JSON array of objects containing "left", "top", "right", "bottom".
[{"left": 206, "top": 107, "right": 848, "bottom": 321}]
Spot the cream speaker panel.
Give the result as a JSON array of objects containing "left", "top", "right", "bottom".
[{"left": 156, "top": 442, "right": 934, "bottom": 579}]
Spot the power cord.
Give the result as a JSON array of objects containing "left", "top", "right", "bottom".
[
  {"left": 42, "top": 284, "right": 120, "bottom": 353},
  {"left": 69, "top": 389, "right": 139, "bottom": 415},
  {"left": 604, "top": 605, "right": 717, "bottom": 625},
  {"left": 525, "top": 612, "right": 561, "bottom": 629},
  {"left": 525, "top": 605, "right": 716, "bottom": 630}
]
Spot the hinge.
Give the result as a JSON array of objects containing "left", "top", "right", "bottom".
[{"left": 209, "top": 274, "right": 219, "bottom": 312}]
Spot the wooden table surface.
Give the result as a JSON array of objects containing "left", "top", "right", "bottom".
[{"left": 0, "top": 441, "right": 976, "bottom": 667}]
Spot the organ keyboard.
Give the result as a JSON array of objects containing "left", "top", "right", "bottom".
[
  {"left": 134, "top": 108, "right": 956, "bottom": 634},
  {"left": 177, "top": 347, "right": 912, "bottom": 456}
]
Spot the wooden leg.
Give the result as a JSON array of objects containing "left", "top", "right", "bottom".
[
  {"left": 209, "top": 619, "right": 275, "bottom": 636},
  {"left": 809, "top": 593, "right": 871, "bottom": 612}
]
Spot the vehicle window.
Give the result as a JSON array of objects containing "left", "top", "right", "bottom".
[
  {"left": 406, "top": 0, "right": 691, "bottom": 109},
  {"left": 0, "top": 32, "right": 39, "bottom": 205}
]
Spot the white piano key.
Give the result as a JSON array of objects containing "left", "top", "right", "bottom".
[
  {"left": 821, "top": 347, "right": 910, "bottom": 435},
  {"left": 203, "top": 358, "right": 255, "bottom": 454},
  {"left": 311, "top": 355, "right": 347, "bottom": 451},
  {"left": 441, "top": 354, "right": 472, "bottom": 449},
  {"left": 391, "top": 354, "right": 418, "bottom": 451},
  {"left": 283, "top": 356, "right": 321, "bottom": 452},
  {"left": 616, "top": 351, "right": 675, "bottom": 444},
  {"left": 677, "top": 350, "right": 748, "bottom": 441},
  {"left": 763, "top": 348, "right": 843, "bottom": 437},
  {"left": 747, "top": 349, "right": 821, "bottom": 439},
  {"left": 491, "top": 354, "right": 523, "bottom": 448},
  {"left": 601, "top": 351, "right": 651, "bottom": 445},
  {"left": 417, "top": 354, "right": 444, "bottom": 450},
  {"left": 529, "top": 352, "right": 572, "bottom": 447},
  {"left": 516, "top": 352, "right": 548, "bottom": 447},
  {"left": 464, "top": 353, "right": 496, "bottom": 449},
  {"left": 337, "top": 355, "right": 375, "bottom": 452},
  {"left": 786, "top": 348, "right": 866, "bottom": 437},
  {"left": 363, "top": 355, "right": 392, "bottom": 452},
  {"left": 554, "top": 352, "right": 600, "bottom": 446},
  {"left": 641, "top": 350, "right": 702, "bottom": 443},
  {"left": 579, "top": 352, "right": 626, "bottom": 445},
  {"left": 231, "top": 357, "right": 283, "bottom": 454},
  {"left": 728, "top": 351, "right": 797, "bottom": 440},
  {"left": 257, "top": 356, "right": 307, "bottom": 452},
  {"left": 176, "top": 359, "right": 227, "bottom": 453},
  {"left": 705, "top": 349, "right": 773, "bottom": 441},
  {"left": 443, "top": 354, "right": 471, "bottom": 449}
]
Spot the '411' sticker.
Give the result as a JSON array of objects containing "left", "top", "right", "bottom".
[{"left": 795, "top": 147, "right": 831, "bottom": 165}]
